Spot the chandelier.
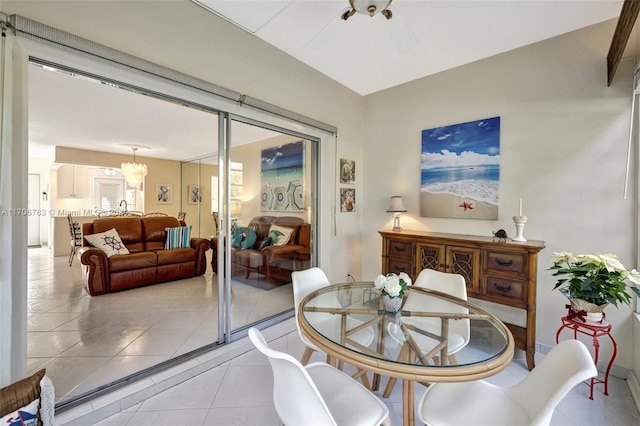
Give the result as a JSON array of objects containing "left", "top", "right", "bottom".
[{"left": 120, "top": 147, "right": 147, "bottom": 188}]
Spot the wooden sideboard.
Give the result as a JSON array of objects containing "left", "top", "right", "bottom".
[{"left": 380, "top": 230, "right": 545, "bottom": 370}]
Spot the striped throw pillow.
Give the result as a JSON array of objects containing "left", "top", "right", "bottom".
[{"left": 164, "top": 225, "right": 192, "bottom": 249}]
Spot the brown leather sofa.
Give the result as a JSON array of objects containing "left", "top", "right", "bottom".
[
  {"left": 79, "top": 216, "right": 210, "bottom": 296},
  {"left": 211, "top": 216, "right": 311, "bottom": 285}
]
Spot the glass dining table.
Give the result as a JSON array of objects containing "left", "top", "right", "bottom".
[{"left": 298, "top": 282, "right": 515, "bottom": 426}]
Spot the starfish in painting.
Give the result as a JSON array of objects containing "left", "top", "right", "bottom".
[{"left": 459, "top": 202, "right": 474, "bottom": 211}]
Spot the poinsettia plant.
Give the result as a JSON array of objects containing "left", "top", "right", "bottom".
[
  {"left": 549, "top": 251, "right": 640, "bottom": 307},
  {"left": 374, "top": 272, "right": 412, "bottom": 299}
]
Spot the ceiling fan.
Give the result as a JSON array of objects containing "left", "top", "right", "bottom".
[
  {"left": 306, "top": 0, "right": 417, "bottom": 53},
  {"left": 341, "top": 0, "right": 394, "bottom": 21}
]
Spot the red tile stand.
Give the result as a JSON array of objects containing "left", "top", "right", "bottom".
[{"left": 555, "top": 315, "right": 617, "bottom": 400}]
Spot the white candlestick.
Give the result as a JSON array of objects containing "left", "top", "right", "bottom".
[{"left": 518, "top": 198, "right": 523, "bottom": 217}]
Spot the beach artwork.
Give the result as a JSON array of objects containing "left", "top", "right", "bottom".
[
  {"left": 261, "top": 140, "right": 305, "bottom": 212},
  {"left": 420, "top": 116, "right": 500, "bottom": 219}
]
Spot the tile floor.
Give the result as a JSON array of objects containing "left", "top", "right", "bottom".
[
  {"left": 27, "top": 247, "right": 294, "bottom": 402},
  {"left": 87, "top": 317, "right": 640, "bottom": 426},
  {"left": 26, "top": 247, "right": 640, "bottom": 425}
]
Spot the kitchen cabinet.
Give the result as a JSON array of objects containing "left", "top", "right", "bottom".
[{"left": 57, "top": 164, "right": 88, "bottom": 198}]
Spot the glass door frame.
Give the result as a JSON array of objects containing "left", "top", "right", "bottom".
[{"left": 216, "top": 113, "right": 321, "bottom": 344}]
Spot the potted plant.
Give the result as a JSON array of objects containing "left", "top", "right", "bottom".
[
  {"left": 549, "top": 252, "right": 640, "bottom": 323},
  {"left": 374, "top": 272, "right": 412, "bottom": 312}
]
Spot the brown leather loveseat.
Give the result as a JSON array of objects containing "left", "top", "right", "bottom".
[
  {"left": 211, "top": 216, "right": 310, "bottom": 285},
  {"left": 79, "top": 216, "right": 210, "bottom": 296}
]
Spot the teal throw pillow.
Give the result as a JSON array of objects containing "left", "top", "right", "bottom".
[
  {"left": 231, "top": 227, "right": 257, "bottom": 250},
  {"left": 164, "top": 225, "right": 192, "bottom": 249}
]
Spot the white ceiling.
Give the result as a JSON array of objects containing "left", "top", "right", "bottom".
[
  {"left": 28, "top": 64, "right": 281, "bottom": 162},
  {"left": 28, "top": 1, "right": 624, "bottom": 163},
  {"left": 193, "top": 0, "right": 623, "bottom": 95}
]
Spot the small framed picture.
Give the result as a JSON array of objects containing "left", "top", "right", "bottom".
[
  {"left": 156, "top": 184, "right": 172, "bottom": 204},
  {"left": 188, "top": 185, "right": 202, "bottom": 205},
  {"left": 340, "top": 158, "right": 355, "bottom": 184},
  {"left": 340, "top": 188, "right": 356, "bottom": 212}
]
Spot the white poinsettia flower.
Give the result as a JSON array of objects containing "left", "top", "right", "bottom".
[
  {"left": 373, "top": 274, "right": 386, "bottom": 290},
  {"left": 398, "top": 272, "right": 412, "bottom": 286},
  {"left": 599, "top": 254, "right": 626, "bottom": 273},
  {"left": 578, "top": 254, "right": 600, "bottom": 265},
  {"left": 550, "top": 251, "right": 576, "bottom": 264},
  {"left": 384, "top": 276, "right": 402, "bottom": 298},
  {"left": 626, "top": 269, "right": 640, "bottom": 287}
]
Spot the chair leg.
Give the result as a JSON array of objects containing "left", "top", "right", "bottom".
[
  {"left": 448, "top": 354, "right": 457, "bottom": 365},
  {"left": 300, "top": 346, "right": 314, "bottom": 365}
]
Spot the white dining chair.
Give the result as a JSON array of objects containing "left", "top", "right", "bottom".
[
  {"left": 292, "top": 267, "right": 375, "bottom": 365},
  {"left": 248, "top": 327, "right": 390, "bottom": 426},
  {"left": 384, "top": 268, "right": 470, "bottom": 396},
  {"left": 418, "top": 339, "right": 597, "bottom": 426},
  {"left": 292, "top": 267, "right": 375, "bottom": 387}
]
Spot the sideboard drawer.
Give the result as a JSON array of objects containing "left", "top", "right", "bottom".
[
  {"left": 387, "top": 239, "right": 413, "bottom": 258},
  {"left": 483, "top": 275, "right": 527, "bottom": 308},
  {"left": 386, "top": 259, "right": 413, "bottom": 275},
  {"left": 485, "top": 250, "right": 526, "bottom": 274}
]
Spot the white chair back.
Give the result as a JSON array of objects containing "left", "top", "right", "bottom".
[
  {"left": 510, "top": 339, "right": 598, "bottom": 425},
  {"left": 407, "top": 268, "right": 470, "bottom": 349},
  {"left": 292, "top": 267, "right": 330, "bottom": 316},
  {"left": 248, "top": 328, "right": 337, "bottom": 426}
]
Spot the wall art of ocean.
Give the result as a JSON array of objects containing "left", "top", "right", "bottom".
[{"left": 420, "top": 164, "right": 499, "bottom": 205}]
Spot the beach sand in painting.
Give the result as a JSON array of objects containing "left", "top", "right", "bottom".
[{"left": 421, "top": 192, "right": 498, "bottom": 219}]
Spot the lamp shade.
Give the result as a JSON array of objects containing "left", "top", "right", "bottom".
[{"left": 386, "top": 196, "right": 407, "bottom": 213}]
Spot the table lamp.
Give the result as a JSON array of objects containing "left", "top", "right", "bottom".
[{"left": 386, "top": 196, "right": 407, "bottom": 232}]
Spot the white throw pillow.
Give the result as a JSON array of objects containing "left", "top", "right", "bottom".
[
  {"left": 84, "top": 228, "right": 130, "bottom": 257},
  {"left": 0, "top": 398, "right": 39, "bottom": 426},
  {"left": 268, "top": 225, "right": 293, "bottom": 246}
]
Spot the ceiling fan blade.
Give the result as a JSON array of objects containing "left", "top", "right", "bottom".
[
  {"left": 305, "top": 7, "right": 351, "bottom": 50},
  {"left": 382, "top": 9, "right": 418, "bottom": 54}
]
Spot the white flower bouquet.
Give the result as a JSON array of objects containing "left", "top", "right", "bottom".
[{"left": 373, "top": 272, "right": 412, "bottom": 299}]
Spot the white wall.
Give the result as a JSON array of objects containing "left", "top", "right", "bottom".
[{"left": 362, "top": 19, "right": 638, "bottom": 369}]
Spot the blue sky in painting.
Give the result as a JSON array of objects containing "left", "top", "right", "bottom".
[
  {"left": 421, "top": 117, "right": 500, "bottom": 169},
  {"left": 261, "top": 140, "right": 304, "bottom": 172}
]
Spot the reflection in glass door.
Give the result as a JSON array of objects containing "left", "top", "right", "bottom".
[{"left": 214, "top": 116, "right": 317, "bottom": 341}]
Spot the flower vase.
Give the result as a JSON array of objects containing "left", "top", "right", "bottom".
[{"left": 382, "top": 294, "right": 403, "bottom": 313}]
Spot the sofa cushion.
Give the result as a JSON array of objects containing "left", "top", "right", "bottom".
[
  {"left": 84, "top": 228, "right": 130, "bottom": 257},
  {"left": 156, "top": 248, "right": 195, "bottom": 265},
  {"left": 268, "top": 225, "right": 293, "bottom": 246},
  {"left": 142, "top": 216, "right": 182, "bottom": 250},
  {"left": 92, "top": 217, "right": 144, "bottom": 252},
  {"left": 164, "top": 226, "right": 192, "bottom": 249},
  {"left": 109, "top": 251, "right": 157, "bottom": 273}
]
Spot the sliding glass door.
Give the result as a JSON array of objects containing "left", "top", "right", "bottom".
[{"left": 23, "top": 51, "right": 321, "bottom": 406}]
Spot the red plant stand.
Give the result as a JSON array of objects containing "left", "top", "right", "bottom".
[{"left": 555, "top": 315, "right": 617, "bottom": 400}]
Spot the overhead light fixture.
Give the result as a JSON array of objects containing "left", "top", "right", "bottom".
[
  {"left": 386, "top": 195, "right": 407, "bottom": 232},
  {"left": 120, "top": 147, "right": 147, "bottom": 188},
  {"left": 342, "top": 0, "right": 393, "bottom": 20}
]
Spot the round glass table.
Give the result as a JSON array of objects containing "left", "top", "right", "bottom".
[{"left": 298, "top": 282, "right": 515, "bottom": 426}]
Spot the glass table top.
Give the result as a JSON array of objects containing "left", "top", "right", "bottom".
[{"left": 299, "top": 282, "right": 514, "bottom": 376}]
